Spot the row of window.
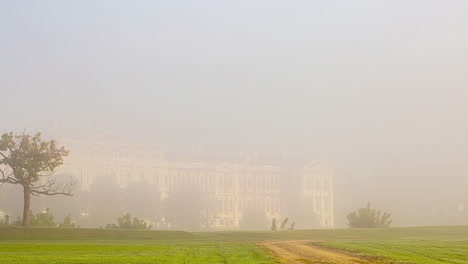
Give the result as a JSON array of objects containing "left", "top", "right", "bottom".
[
  {"left": 66, "top": 144, "right": 162, "bottom": 160},
  {"left": 68, "top": 165, "right": 281, "bottom": 192},
  {"left": 306, "top": 177, "right": 330, "bottom": 191},
  {"left": 218, "top": 197, "right": 280, "bottom": 215}
]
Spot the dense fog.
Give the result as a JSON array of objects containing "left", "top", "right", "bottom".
[{"left": 1, "top": 0, "right": 467, "bottom": 229}]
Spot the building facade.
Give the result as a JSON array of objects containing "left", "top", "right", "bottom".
[
  {"left": 301, "top": 161, "right": 334, "bottom": 228},
  {"left": 58, "top": 134, "right": 334, "bottom": 228}
]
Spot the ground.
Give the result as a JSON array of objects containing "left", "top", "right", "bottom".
[
  {"left": 262, "top": 240, "right": 378, "bottom": 264},
  {"left": 0, "top": 226, "right": 467, "bottom": 263}
]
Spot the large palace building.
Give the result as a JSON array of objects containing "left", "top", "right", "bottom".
[{"left": 58, "top": 133, "right": 334, "bottom": 229}]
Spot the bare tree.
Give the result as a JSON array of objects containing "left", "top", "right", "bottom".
[{"left": 0, "top": 132, "right": 75, "bottom": 226}]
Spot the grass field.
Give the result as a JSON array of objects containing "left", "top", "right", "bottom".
[
  {"left": 1, "top": 225, "right": 467, "bottom": 263},
  {"left": 319, "top": 238, "right": 468, "bottom": 264}
]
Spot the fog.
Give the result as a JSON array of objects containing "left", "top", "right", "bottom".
[{"left": 1, "top": 0, "right": 467, "bottom": 229}]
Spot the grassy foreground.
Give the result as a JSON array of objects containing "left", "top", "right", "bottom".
[
  {"left": 319, "top": 239, "right": 468, "bottom": 264},
  {"left": 1, "top": 225, "right": 468, "bottom": 263}
]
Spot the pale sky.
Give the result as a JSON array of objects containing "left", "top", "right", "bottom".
[{"left": 1, "top": 0, "right": 468, "bottom": 226}]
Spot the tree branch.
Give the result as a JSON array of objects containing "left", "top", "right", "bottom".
[
  {"left": 30, "top": 178, "right": 77, "bottom": 196},
  {"left": 0, "top": 169, "right": 18, "bottom": 187}
]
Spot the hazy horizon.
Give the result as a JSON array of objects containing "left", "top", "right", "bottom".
[{"left": 1, "top": 0, "right": 467, "bottom": 228}]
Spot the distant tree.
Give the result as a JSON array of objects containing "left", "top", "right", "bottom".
[
  {"left": 163, "top": 187, "right": 204, "bottom": 230},
  {"left": 122, "top": 181, "right": 161, "bottom": 226},
  {"left": 347, "top": 202, "right": 392, "bottom": 228},
  {"left": 59, "top": 214, "right": 76, "bottom": 228},
  {"left": 12, "top": 209, "right": 58, "bottom": 227},
  {"left": 11, "top": 216, "right": 22, "bottom": 226},
  {"left": 288, "top": 222, "right": 296, "bottom": 230},
  {"left": 89, "top": 176, "right": 122, "bottom": 227},
  {"left": 106, "top": 213, "right": 150, "bottom": 230},
  {"left": 280, "top": 217, "right": 289, "bottom": 230},
  {"left": 241, "top": 207, "right": 267, "bottom": 230},
  {"left": 271, "top": 218, "right": 277, "bottom": 231},
  {"left": 34, "top": 173, "right": 87, "bottom": 225},
  {"left": 0, "top": 215, "right": 9, "bottom": 226},
  {"left": 0, "top": 132, "right": 75, "bottom": 226},
  {"left": 32, "top": 208, "right": 56, "bottom": 227}
]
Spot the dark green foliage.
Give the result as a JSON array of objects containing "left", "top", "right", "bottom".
[
  {"left": 11, "top": 216, "right": 22, "bottom": 226},
  {"left": 347, "top": 202, "right": 392, "bottom": 228},
  {"left": 59, "top": 214, "right": 76, "bottom": 228},
  {"left": 271, "top": 218, "right": 277, "bottom": 231},
  {"left": 280, "top": 217, "right": 289, "bottom": 230},
  {"left": 33, "top": 208, "right": 57, "bottom": 227},
  {"left": 106, "top": 213, "right": 151, "bottom": 230},
  {"left": 0, "top": 215, "right": 9, "bottom": 226},
  {"left": 12, "top": 209, "right": 58, "bottom": 227}
]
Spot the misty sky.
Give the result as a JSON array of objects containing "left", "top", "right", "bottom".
[{"left": 1, "top": 1, "right": 468, "bottom": 224}]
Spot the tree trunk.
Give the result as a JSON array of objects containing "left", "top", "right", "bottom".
[{"left": 22, "top": 185, "right": 31, "bottom": 226}]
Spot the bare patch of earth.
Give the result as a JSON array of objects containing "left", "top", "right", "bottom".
[{"left": 261, "top": 240, "right": 384, "bottom": 264}]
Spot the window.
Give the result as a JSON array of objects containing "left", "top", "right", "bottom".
[
  {"left": 218, "top": 199, "right": 224, "bottom": 213},
  {"left": 199, "top": 174, "right": 205, "bottom": 189},
  {"left": 229, "top": 175, "right": 234, "bottom": 190},
  {"left": 229, "top": 199, "right": 233, "bottom": 213},
  {"left": 219, "top": 175, "right": 224, "bottom": 190}
]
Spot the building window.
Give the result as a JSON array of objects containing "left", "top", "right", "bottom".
[
  {"left": 266, "top": 198, "right": 271, "bottom": 213},
  {"left": 219, "top": 175, "right": 224, "bottom": 190},
  {"left": 199, "top": 174, "right": 205, "bottom": 189},
  {"left": 219, "top": 199, "right": 224, "bottom": 213},
  {"left": 229, "top": 175, "right": 234, "bottom": 191},
  {"left": 274, "top": 199, "right": 279, "bottom": 214},
  {"left": 229, "top": 199, "right": 234, "bottom": 213}
]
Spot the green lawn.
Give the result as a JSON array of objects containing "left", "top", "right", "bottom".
[
  {"left": 1, "top": 226, "right": 468, "bottom": 263},
  {"left": 0, "top": 241, "right": 278, "bottom": 264},
  {"left": 319, "top": 238, "right": 468, "bottom": 264}
]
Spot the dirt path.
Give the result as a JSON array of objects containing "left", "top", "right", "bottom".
[{"left": 262, "top": 240, "right": 377, "bottom": 264}]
